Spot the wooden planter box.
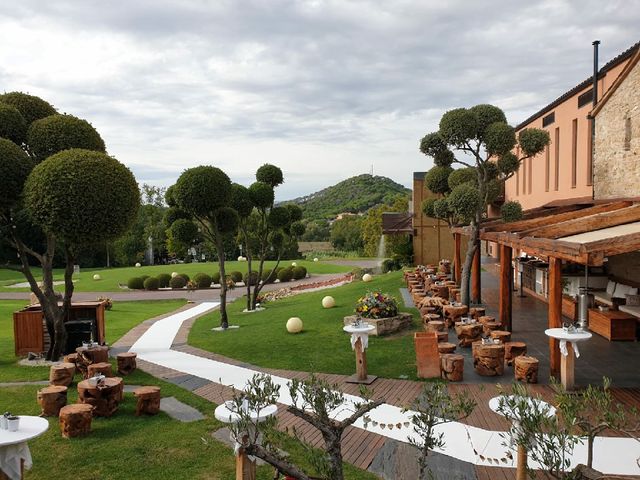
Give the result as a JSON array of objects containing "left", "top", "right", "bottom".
[
  {"left": 588, "top": 308, "right": 636, "bottom": 341},
  {"left": 343, "top": 313, "right": 413, "bottom": 336}
]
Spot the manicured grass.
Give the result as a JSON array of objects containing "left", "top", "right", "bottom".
[
  {"left": 189, "top": 271, "right": 424, "bottom": 380},
  {"left": 0, "top": 299, "right": 186, "bottom": 383},
  {"left": 0, "top": 260, "right": 353, "bottom": 293}
]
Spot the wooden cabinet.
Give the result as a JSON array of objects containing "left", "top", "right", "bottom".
[
  {"left": 588, "top": 308, "right": 637, "bottom": 341},
  {"left": 13, "top": 302, "right": 106, "bottom": 356}
]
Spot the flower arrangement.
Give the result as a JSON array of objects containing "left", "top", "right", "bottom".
[{"left": 355, "top": 291, "right": 399, "bottom": 319}]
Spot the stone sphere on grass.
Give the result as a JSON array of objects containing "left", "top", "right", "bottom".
[
  {"left": 362, "top": 273, "right": 373, "bottom": 282},
  {"left": 171, "top": 272, "right": 179, "bottom": 278},
  {"left": 93, "top": 274, "right": 101, "bottom": 281},
  {"left": 291, "top": 262, "right": 297, "bottom": 267},
  {"left": 286, "top": 317, "right": 303, "bottom": 333},
  {"left": 135, "top": 263, "right": 141, "bottom": 268},
  {"left": 313, "top": 258, "right": 318, "bottom": 262},
  {"left": 322, "top": 296, "right": 335, "bottom": 309}
]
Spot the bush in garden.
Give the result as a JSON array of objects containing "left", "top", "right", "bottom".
[
  {"left": 244, "top": 270, "right": 259, "bottom": 286},
  {"left": 193, "top": 273, "right": 212, "bottom": 289},
  {"left": 127, "top": 277, "right": 144, "bottom": 290},
  {"left": 381, "top": 259, "right": 399, "bottom": 273},
  {"left": 169, "top": 275, "right": 187, "bottom": 289},
  {"left": 140, "top": 275, "right": 150, "bottom": 282},
  {"left": 501, "top": 200, "right": 523, "bottom": 223},
  {"left": 355, "top": 291, "right": 399, "bottom": 319},
  {"left": 178, "top": 273, "right": 190, "bottom": 282},
  {"left": 277, "top": 267, "right": 294, "bottom": 282},
  {"left": 261, "top": 269, "right": 275, "bottom": 283},
  {"left": 144, "top": 277, "right": 160, "bottom": 291},
  {"left": 212, "top": 271, "right": 221, "bottom": 284},
  {"left": 292, "top": 266, "right": 307, "bottom": 280},
  {"left": 157, "top": 273, "right": 171, "bottom": 288},
  {"left": 229, "top": 271, "right": 243, "bottom": 283}
]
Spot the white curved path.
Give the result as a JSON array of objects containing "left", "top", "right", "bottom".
[{"left": 131, "top": 302, "right": 640, "bottom": 475}]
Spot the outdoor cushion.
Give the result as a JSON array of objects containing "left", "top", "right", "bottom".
[
  {"left": 606, "top": 280, "right": 616, "bottom": 295},
  {"left": 594, "top": 291, "right": 613, "bottom": 306},
  {"left": 613, "top": 283, "right": 638, "bottom": 298},
  {"left": 619, "top": 304, "right": 640, "bottom": 319},
  {"left": 625, "top": 294, "right": 640, "bottom": 306}
]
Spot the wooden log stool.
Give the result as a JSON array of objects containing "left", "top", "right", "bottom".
[
  {"left": 37, "top": 385, "right": 68, "bottom": 417},
  {"left": 504, "top": 342, "right": 527, "bottom": 366},
  {"left": 117, "top": 352, "right": 137, "bottom": 376},
  {"left": 468, "top": 307, "right": 486, "bottom": 321},
  {"left": 443, "top": 304, "right": 469, "bottom": 329},
  {"left": 133, "top": 386, "right": 161, "bottom": 416},
  {"left": 478, "top": 315, "right": 495, "bottom": 325},
  {"left": 448, "top": 288, "right": 461, "bottom": 302},
  {"left": 455, "top": 322, "right": 483, "bottom": 347},
  {"left": 490, "top": 330, "right": 511, "bottom": 344},
  {"left": 436, "top": 331, "right": 449, "bottom": 343},
  {"left": 440, "top": 354, "right": 464, "bottom": 382},
  {"left": 49, "top": 363, "right": 76, "bottom": 387},
  {"left": 431, "top": 284, "right": 449, "bottom": 299},
  {"left": 421, "top": 313, "right": 441, "bottom": 326},
  {"left": 77, "top": 377, "right": 123, "bottom": 417},
  {"left": 437, "top": 342, "right": 456, "bottom": 354},
  {"left": 425, "top": 320, "right": 445, "bottom": 332},
  {"left": 483, "top": 321, "right": 502, "bottom": 336},
  {"left": 474, "top": 344, "right": 505, "bottom": 376},
  {"left": 87, "top": 362, "right": 113, "bottom": 378},
  {"left": 515, "top": 356, "right": 539, "bottom": 384},
  {"left": 76, "top": 345, "right": 110, "bottom": 378},
  {"left": 63, "top": 353, "right": 79, "bottom": 374},
  {"left": 59, "top": 404, "right": 93, "bottom": 438}
]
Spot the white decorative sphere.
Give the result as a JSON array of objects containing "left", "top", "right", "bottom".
[
  {"left": 135, "top": 263, "right": 141, "bottom": 268},
  {"left": 286, "top": 317, "right": 303, "bottom": 333},
  {"left": 93, "top": 274, "right": 101, "bottom": 281},
  {"left": 291, "top": 262, "right": 297, "bottom": 267},
  {"left": 171, "top": 272, "right": 179, "bottom": 278},
  {"left": 362, "top": 273, "right": 373, "bottom": 282},
  {"left": 322, "top": 296, "right": 335, "bottom": 308},
  {"left": 313, "top": 258, "right": 319, "bottom": 262}
]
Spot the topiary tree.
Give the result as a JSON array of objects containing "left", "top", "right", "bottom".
[
  {"left": 193, "top": 272, "right": 212, "bottom": 289},
  {"left": 231, "top": 183, "right": 257, "bottom": 311},
  {"left": 0, "top": 103, "right": 28, "bottom": 145},
  {"left": 501, "top": 201, "right": 524, "bottom": 223},
  {"left": 171, "top": 166, "right": 235, "bottom": 329},
  {"left": 0, "top": 138, "right": 33, "bottom": 211},
  {"left": 0, "top": 92, "right": 57, "bottom": 126},
  {"left": 143, "top": 277, "right": 160, "bottom": 291},
  {"left": 419, "top": 104, "right": 549, "bottom": 305},
  {"left": 157, "top": 273, "right": 172, "bottom": 288}
]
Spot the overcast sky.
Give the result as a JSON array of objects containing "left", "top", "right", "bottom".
[{"left": 1, "top": 1, "right": 638, "bottom": 200}]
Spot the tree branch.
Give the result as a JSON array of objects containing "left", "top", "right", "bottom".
[
  {"left": 287, "top": 405, "right": 335, "bottom": 437},
  {"left": 339, "top": 399, "right": 384, "bottom": 430},
  {"left": 244, "top": 444, "right": 322, "bottom": 480}
]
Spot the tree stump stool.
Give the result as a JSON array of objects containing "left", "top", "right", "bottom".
[
  {"left": 425, "top": 320, "right": 445, "bottom": 332},
  {"left": 474, "top": 344, "right": 505, "bottom": 376},
  {"left": 77, "top": 377, "right": 123, "bottom": 417},
  {"left": 515, "top": 356, "right": 539, "bottom": 383},
  {"left": 37, "top": 385, "right": 68, "bottom": 417},
  {"left": 440, "top": 354, "right": 464, "bottom": 382},
  {"left": 117, "top": 352, "right": 137, "bottom": 376},
  {"left": 421, "top": 313, "right": 441, "bottom": 326},
  {"left": 133, "top": 386, "right": 161, "bottom": 416},
  {"left": 87, "top": 362, "right": 113, "bottom": 378},
  {"left": 59, "top": 404, "right": 93, "bottom": 438},
  {"left": 448, "top": 288, "right": 461, "bottom": 302},
  {"left": 431, "top": 284, "right": 449, "bottom": 299},
  {"left": 483, "top": 321, "right": 502, "bottom": 336},
  {"left": 505, "top": 342, "right": 527, "bottom": 366},
  {"left": 490, "top": 330, "right": 511, "bottom": 343},
  {"left": 49, "top": 363, "right": 76, "bottom": 387},
  {"left": 454, "top": 322, "right": 483, "bottom": 347},
  {"left": 471, "top": 340, "right": 482, "bottom": 360},
  {"left": 478, "top": 315, "right": 495, "bottom": 325},
  {"left": 63, "top": 353, "right": 79, "bottom": 374},
  {"left": 436, "top": 331, "right": 448, "bottom": 342},
  {"left": 443, "top": 304, "right": 469, "bottom": 329},
  {"left": 437, "top": 342, "right": 456, "bottom": 354},
  {"left": 76, "top": 346, "right": 110, "bottom": 378},
  {"left": 468, "top": 307, "right": 486, "bottom": 321},
  {"left": 414, "top": 332, "right": 441, "bottom": 379}
]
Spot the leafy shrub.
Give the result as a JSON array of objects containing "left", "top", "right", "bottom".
[
  {"left": 256, "top": 163, "right": 284, "bottom": 187},
  {"left": 381, "top": 258, "right": 402, "bottom": 273},
  {"left": 0, "top": 103, "right": 27, "bottom": 144},
  {"left": 127, "top": 277, "right": 144, "bottom": 290},
  {"left": 229, "top": 271, "right": 243, "bottom": 283},
  {"left": 0, "top": 138, "right": 33, "bottom": 211},
  {"left": 424, "top": 166, "right": 453, "bottom": 195},
  {"left": 261, "top": 269, "right": 275, "bottom": 283},
  {"left": 292, "top": 266, "right": 307, "bottom": 280},
  {"left": 140, "top": 275, "right": 150, "bottom": 282},
  {"left": 277, "top": 267, "right": 294, "bottom": 282},
  {"left": 157, "top": 273, "right": 171, "bottom": 288},
  {"left": 355, "top": 291, "right": 399, "bottom": 319},
  {"left": 193, "top": 273, "right": 212, "bottom": 289},
  {"left": 501, "top": 201, "right": 524, "bottom": 223},
  {"left": 169, "top": 275, "right": 187, "bottom": 289},
  {"left": 178, "top": 273, "right": 190, "bottom": 282},
  {"left": 244, "top": 270, "right": 259, "bottom": 286},
  {"left": 0, "top": 91, "right": 57, "bottom": 125},
  {"left": 144, "top": 277, "right": 160, "bottom": 291},
  {"left": 212, "top": 271, "right": 221, "bottom": 284}
]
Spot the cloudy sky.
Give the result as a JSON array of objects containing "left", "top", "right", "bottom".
[{"left": 1, "top": 1, "right": 638, "bottom": 200}]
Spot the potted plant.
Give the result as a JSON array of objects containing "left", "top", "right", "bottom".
[{"left": 344, "top": 291, "right": 413, "bottom": 336}]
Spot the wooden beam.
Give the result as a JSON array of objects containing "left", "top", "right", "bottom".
[
  {"left": 584, "top": 230, "right": 640, "bottom": 257},
  {"left": 482, "top": 205, "right": 582, "bottom": 232},
  {"left": 520, "top": 204, "right": 640, "bottom": 239},
  {"left": 548, "top": 257, "right": 563, "bottom": 380},
  {"left": 471, "top": 245, "right": 481, "bottom": 304},
  {"left": 499, "top": 244, "right": 512, "bottom": 331},
  {"left": 454, "top": 233, "right": 462, "bottom": 285}
]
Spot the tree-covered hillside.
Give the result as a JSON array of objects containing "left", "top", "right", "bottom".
[{"left": 283, "top": 174, "right": 411, "bottom": 221}]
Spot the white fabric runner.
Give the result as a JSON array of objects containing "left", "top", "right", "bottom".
[
  {"left": 559, "top": 340, "right": 580, "bottom": 358},
  {"left": 349, "top": 333, "right": 369, "bottom": 351},
  {"left": 0, "top": 443, "right": 32, "bottom": 480}
]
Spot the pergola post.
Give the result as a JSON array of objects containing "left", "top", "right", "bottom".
[
  {"left": 499, "top": 244, "right": 513, "bottom": 331},
  {"left": 454, "top": 233, "right": 462, "bottom": 285},
  {"left": 471, "top": 241, "right": 481, "bottom": 304},
  {"left": 548, "top": 257, "right": 562, "bottom": 380}
]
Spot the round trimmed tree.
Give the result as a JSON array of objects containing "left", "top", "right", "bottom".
[
  {"left": 27, "top": 114, "right": 105, "bottom": 162},
  {"left": 0, "top": 138, "right": 33, "bottom": 211},
  {"left": 0, "top": 92, "right": 57, "bottom": 126}
]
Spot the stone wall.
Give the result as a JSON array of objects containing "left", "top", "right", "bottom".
[
  {"left": 594, "top": 57, "right": 640, "bottom": 199},
  {"left": 606, "top": 251, "right": 640, "bottom": 286}
]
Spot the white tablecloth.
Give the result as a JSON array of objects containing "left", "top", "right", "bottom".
[
  {"left": 544, "top": 328, "right": 592, "bottom": 358},
  {"left": 349, "top": 333, "right": 369, "bottom": 351},
  {"left": 0, "top": 442, "right": 32, "bottom": 480}
]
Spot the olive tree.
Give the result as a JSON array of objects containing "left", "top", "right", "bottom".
[
  {"left": 419, "top": 105, "right": 549, "bottom": 305},
  {"left": 171, "top": 166, "right": 237, "bottom": 328}
]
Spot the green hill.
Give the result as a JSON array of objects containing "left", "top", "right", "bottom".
[{"left": 283, "top": 174, "right": 411, "bottom": 220}]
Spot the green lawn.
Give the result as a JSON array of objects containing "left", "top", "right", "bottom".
[
  {"left": 189, "top": 271, "right": 424, "bottom": 380},
  {"left": 0, "top": 299, "right": 186, "bottom": 382},
  {"left": 0, "top": 260, "right": 353, "bottom": 293}
]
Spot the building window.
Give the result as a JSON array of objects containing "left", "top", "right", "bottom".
[
  {"left": 571, "top": 119, "right": 578, "bottom": 188},
  {"left": 578, "top": 89, "right": 594, "bottom": 108},
  {"left": 624, "top": 116, "right": 632, "bottom": 151},
  {"left": 555, "top": 127, "right": 560, "bottom": 191},
  {"left": 542, "top": 112, "right": 555, "bottom": 127},
  {"left": 545, "top": 145, "right": 550, "bottom": 192}
]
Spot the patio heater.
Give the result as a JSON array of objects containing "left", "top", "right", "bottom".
[
  {"left": 517, "top": 259, "right": 526, "bottom": 298},
  {"left": 576, "top": 267, "right": 594, "bottom": 330}
]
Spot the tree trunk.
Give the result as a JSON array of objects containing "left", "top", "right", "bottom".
[
  {"left": 251, "top": 211, "right": 269, "bottom": 310},
  {"left": 50, "top": 246, "right": 75, "bottom": 360},
  {"left": 252, "top": 251, "right": 282, "bottom": 309},
  {"left": 215, "top": 229, "right": 228, "bottom": 329},
  {"left": 325, "top": 433, "right": 344, "bottom": 480},
  {"left": 587, "top": 435, "right": 594, "bottom": 468},
  {"left": 460, "top": 223, "right": 478, "bottom": 307}
]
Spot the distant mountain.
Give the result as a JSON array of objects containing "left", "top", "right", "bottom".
[{"left": 283, "top": 174, "right": 411, "bottom": 221}]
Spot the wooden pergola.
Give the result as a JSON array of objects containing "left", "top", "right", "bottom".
[{"left": 454, "top": 200, "right": 640, "bottom": 378}]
